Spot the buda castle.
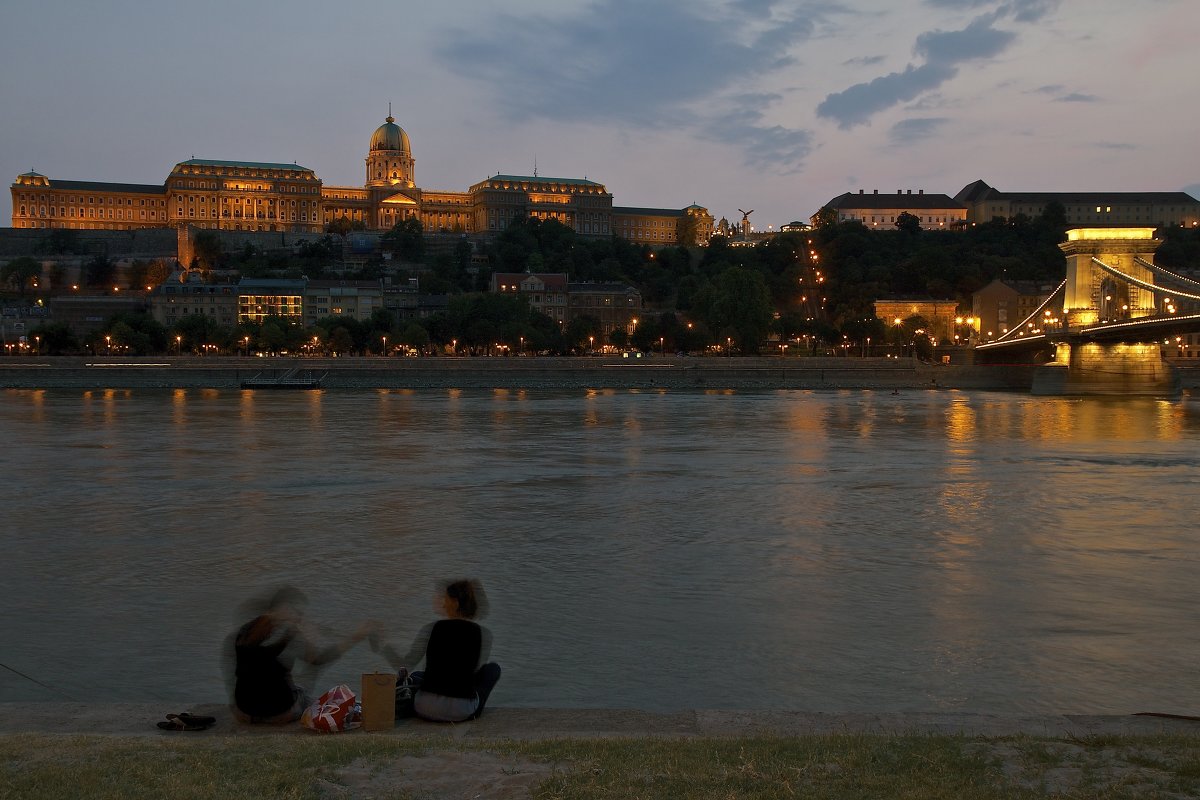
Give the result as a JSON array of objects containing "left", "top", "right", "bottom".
[{"left": 10, "top": 113, "right": 713, "bottom": 247}]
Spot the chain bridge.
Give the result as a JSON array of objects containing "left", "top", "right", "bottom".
[{"left": 973, "top": 227, "right": 1200, "bottom": 395}]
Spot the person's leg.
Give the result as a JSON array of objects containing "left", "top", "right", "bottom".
[{"left": 470, "top": 663, "right": 501, "bottom": 719}]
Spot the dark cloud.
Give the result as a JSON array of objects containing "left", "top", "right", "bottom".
[
  {"left": 1033, "top": 84, "right": 1064, "bottom": 94},
  {"left": 924, "top": 0, "right": 1059, "bottom": 21},
  {"left": 1184, "top": 184, "right": 1200, "bottom": 201},
  {"left": 1093, "top": 141, "right": 1135, "bottom": 150},
  {"left": 704, "top": 96, "right": 813, "bottom": 171},
  {"left": 888, "top": 117, "right": 950, "bottom": 145},
  {"left": 999, "top": 0, "right": 1059, "bottom": 22},
  {"left": 436, "top": 0, "right": 820, "bottom": 169},
  {"left": 819, "top": 1, "right": 1058, "bottom": 128},
  {"left": 817, "top": 63, "right": 955, "bottom": 129},
  {"left": 1056, "top": 92, "right": 1100, "bottom": 102},
  {"left": 915, "top": 17, "right": 1015, "bottom": 62},
  {"left": 842, "top": 55, "right": 886, "bottom": 67}
]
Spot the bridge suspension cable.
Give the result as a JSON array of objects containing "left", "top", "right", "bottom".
[
  {"left": 1091, "top": 258, "right": 1200, "bottom": 303},
  {"left": 992, "top": 279, "right": 1065, "bottom": 343},
  {"left": 1133, "top": 257, "right": 1200, "bottom": 292}
]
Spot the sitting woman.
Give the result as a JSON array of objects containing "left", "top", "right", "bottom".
[
  {"left": 229, "top": 586, "right": 374, "bottom": 724},
  {"left": 380, "top": 579, "right": 501, "bottom": 722}
]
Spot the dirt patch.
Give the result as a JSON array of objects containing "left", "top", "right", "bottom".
[
  {"left": 318, "top": 750, "right": 557, "bottom": 800},
  {"left": 969, "top": 740, "right": 1198, "bottom": 799}
]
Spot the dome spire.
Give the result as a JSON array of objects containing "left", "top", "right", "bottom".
[{"left": 386, "top": 102, "right": 394, "bottom": 124}]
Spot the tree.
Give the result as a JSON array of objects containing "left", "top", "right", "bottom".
[
  {"left": 676, "top": 212, "right": 700, "bottom": 247},
  {"left": 895, "top": 212, "right": 921, "bottom": 234},
  {"left": 382, "top": 218, "right": 425, "bottom": 262},
  {"left": 1, "top": 257, "right": 42, "bottom": 297},
  {"left": 691, "top": 266, "right": 773, "bottom": 354},
  {"left": 192, "top": 230, "right": 224, "bottom": 270},
  {"left": 27, "top": 322, "right": 78, "bottom": 354},
  {"left": 813, "top": 206, "right": 839, "bottom": 229}
]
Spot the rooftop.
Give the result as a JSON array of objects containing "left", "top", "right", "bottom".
[{"left": 175, "top": 159, "right": 315, "bottom": 173}]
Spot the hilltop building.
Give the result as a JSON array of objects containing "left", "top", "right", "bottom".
[
  {"left": 954, "top": 180, "right": 1200, "bottom": 228},
  {"left": 11, "top": 113, "right": 710, "bottom": 247},
  {"left": 816, "top": 190, "right": 968, "bottom": 230}
]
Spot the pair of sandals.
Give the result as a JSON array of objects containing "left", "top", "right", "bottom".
[{"left": 157, "top": 712, "right": 216, "bottom": 732}]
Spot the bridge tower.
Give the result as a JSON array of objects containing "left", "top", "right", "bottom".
[
  {"left": 1060, "top": 227, "right": 1160, "bottom": 328},
  {"left": 1033, "top": 227, "right": 1177, "bottom": 396}
]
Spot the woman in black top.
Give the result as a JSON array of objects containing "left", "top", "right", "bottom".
[
  {"left": 230, "top": 587, "right": 374, "bottom": 723},
  {"left": 381, "top": 579, "right": 501, "bottom": 722}
]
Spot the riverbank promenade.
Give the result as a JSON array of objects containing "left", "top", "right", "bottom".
[
  {"left": 0, "top": 354, "right": 1040, "bottom": 391},
  {"left": 1, "top": 703, "right": 1193, "bottom": 739},
  {"left": 4, "top": 704, "right": 1199, "bottom": 798}
]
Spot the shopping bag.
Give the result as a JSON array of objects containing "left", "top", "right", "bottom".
[
  {"left": 300, "top": 684, "right": 361, "bottom": 733},
  {"left": 361, "top": 671, "right": 397, "bottom": 731}
]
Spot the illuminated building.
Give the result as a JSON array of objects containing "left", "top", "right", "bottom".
[
  {"left": 816, "top": 189, "right": 968, "bottom": 230},
  {"left": 612, "top": 204, "right": 714, "bottom": 246},
  {"left": 955, "top": 180, "right": 1200, "bottom": 227},
  {"left": 12, "top": 113, "right": 707, "bottom": 246}
]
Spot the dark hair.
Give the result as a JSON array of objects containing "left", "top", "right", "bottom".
[{"left": 445, "top": 580, "right": 479, "bottom": 619}]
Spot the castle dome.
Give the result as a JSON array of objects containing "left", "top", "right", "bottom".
[{"left": 370, "top": 115, "right": 410, "bottom": 153}]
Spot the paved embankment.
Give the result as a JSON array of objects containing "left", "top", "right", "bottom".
[
  {"left": 0, "top": 356, "right": 1041, "bottom": 391},
  {"left": 2, "top": 703, "right": 1196, "bottom": 739}
]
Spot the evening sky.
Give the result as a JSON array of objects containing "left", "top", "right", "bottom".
[{"left": 1, "top": 0, "right": 1196, "bottom": 229}]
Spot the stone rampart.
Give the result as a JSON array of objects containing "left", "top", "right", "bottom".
[{"left": 0, "top": 227, "right": 177, "bottom": 260}]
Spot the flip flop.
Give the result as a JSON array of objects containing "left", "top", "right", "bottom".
[
  {"left": 177, "top": 713, "right": 217, "bottom": 727},
  {"left": 157, "top": 713, "right": 214, "bottom": 731}
]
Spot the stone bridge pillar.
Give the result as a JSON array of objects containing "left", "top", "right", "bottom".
[{"left": 1033, "top": 228, "right": 1177, "bottom": 396}]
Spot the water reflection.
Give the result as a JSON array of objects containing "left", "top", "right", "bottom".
[{"left": 2, "top": 389, "right": 1199, "bottom": 713}]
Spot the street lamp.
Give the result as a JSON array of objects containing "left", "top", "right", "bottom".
[
  {"left": 34, "top": 335, "right": 40, "bottom": 355},
  {"left": 726, "top": 336, "right": 732, "bottom": 357},
  {"left": 451, "top": 339, "right": 457, "bottom": 357},
  {"left": 659, "top": 336, "right": 665, "bottom": 356},
  {"left": 105, "top": 335, "right": 112, "bottom": 356},
  {"left": 176, "top": 335, "right": 182, "bottom": 356},
  {"left": 588, "top": 335, "right": 594, "bottom": 354},
  {"left": 382, "top": 335, "right": 388, "bottom": 357}
]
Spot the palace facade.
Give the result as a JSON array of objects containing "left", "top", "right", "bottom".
[{"left": 11, "top": 114, "right": 711, "bottom": 244}]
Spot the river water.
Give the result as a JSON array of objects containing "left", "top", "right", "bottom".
[{"left": 2, "top": 387, "right": 1199, "bottom": 714}]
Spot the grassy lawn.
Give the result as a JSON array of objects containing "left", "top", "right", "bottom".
[{"left": 3, "top": 732, "right": 1200, "bottom": 799}]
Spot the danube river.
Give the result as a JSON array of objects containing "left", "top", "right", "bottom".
[{"left": 3, "top": 387, "right": 1199, "bottom": 714}]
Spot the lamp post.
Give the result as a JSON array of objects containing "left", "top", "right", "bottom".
[
  {"left": 243, "top": 336, "right": 250, "bottom": 357},
  {"left": 588, "top": 335, "right": 594, "bottom": 354},
  {"left": 105, "top": 335, "right": 112, "bottom": 356},
  {"left": 451, "top": 339, "right": 457, "bottom": 357},
  {"left": 726, "top": 337, "right": 732, "bottom": 358},
  {"left": 34, "top": 335, "right": 40, "bottom": 356},
  {"left": 382, "top": 335, "right": 388, "bottom": 357},
  {"left": 659, "top": 336, "right": 665, "bottom": 357}
]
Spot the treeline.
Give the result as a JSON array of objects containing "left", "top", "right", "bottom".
[{"left": 16, "top": 207, "right": 1200, "bottom": 356}]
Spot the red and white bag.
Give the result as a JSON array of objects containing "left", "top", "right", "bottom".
[{"left": 300, "top": 684, "right": 362, "bottom": 733}]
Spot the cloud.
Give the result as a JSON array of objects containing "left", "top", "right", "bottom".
[
  {"left": 1033, "top": 84, "right": 1064, "bottom": 94},
  {"left": 842, "top": 54, "right": 886, "bottom": 67},
  {"left": 1093, "top": 141, "right": 1135, "bottom": 151},
  {"left": 888, "top": 117, "right": 950, "bottom": 146},
  {"left": 914, "top": 17, "right": 1015, "bottom": 62},
  {"left": 817, "top": 63, "right": 956, "bottom": 129},
  {"left": 1055, "top": 92, "right": 1100, "bottom": 102},
  {"left": 435, "top": 0, "right": 821, "bottom": 170},
  {"left": 1184, "top": 184, "right": 1200, "bottom": 201},
  {"left": 924, "top": 0, "right": 1059, "bottom": 21},
  {"left": 818, "top": 1, "right": 1058, "bottom": 128}
]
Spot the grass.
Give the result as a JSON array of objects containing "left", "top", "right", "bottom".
[{"left": 3, "top": 732, "right": 1200, "bottom": 799}]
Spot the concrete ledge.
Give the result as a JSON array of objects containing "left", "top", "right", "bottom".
[{"left": 2, "top": 704, "right": 1197, "bottom": 740}]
